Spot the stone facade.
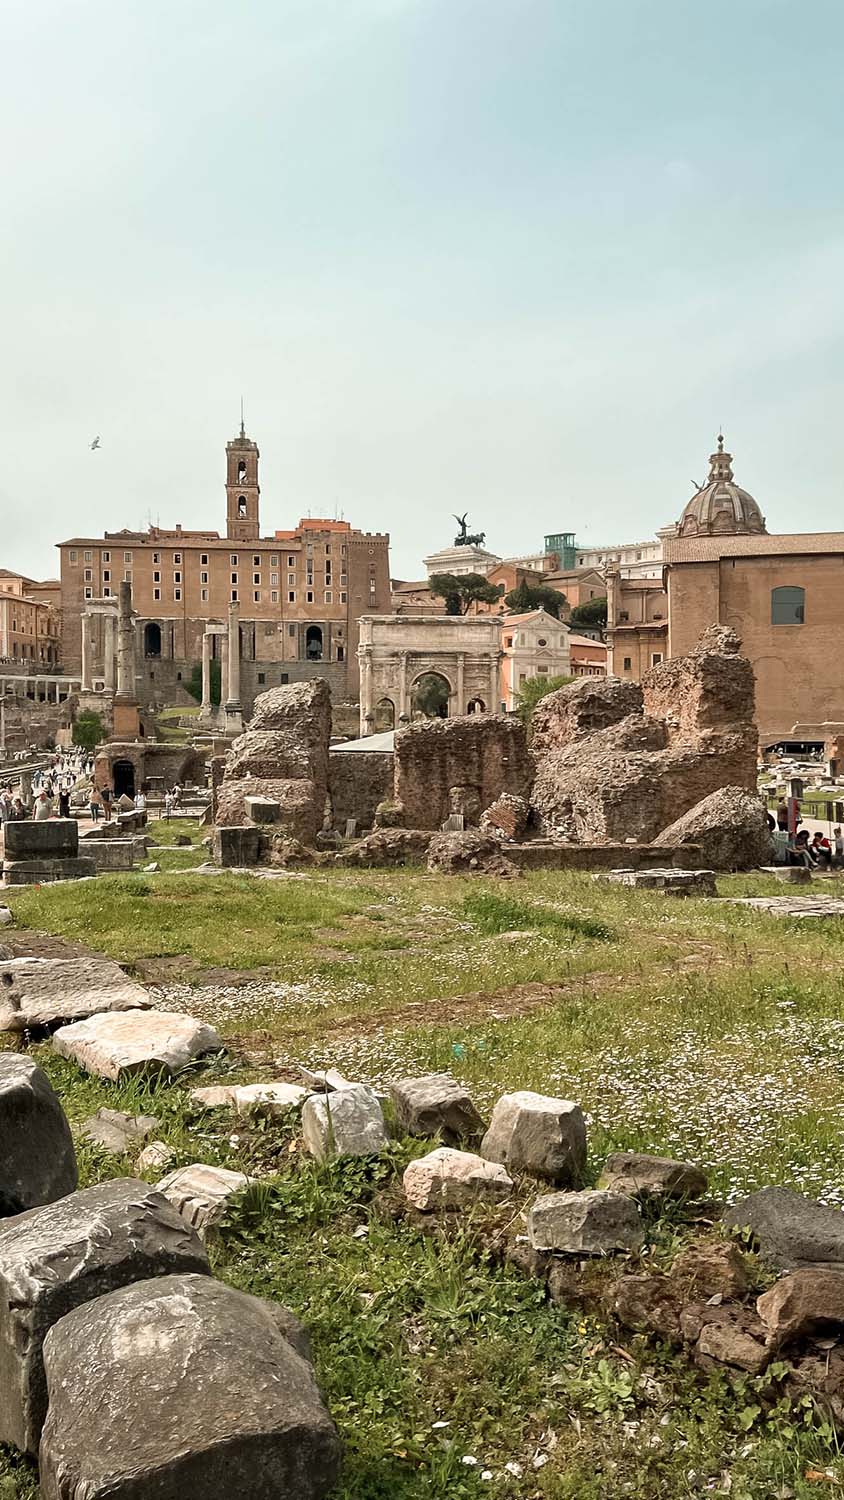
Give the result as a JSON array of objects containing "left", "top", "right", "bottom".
[
  {"left": 394, "top": 714, "right": 531, "bottom": 830},
  {"left": 530, "top": 626, "right": 758, "bottom": 846},
  {"left": 357, "top": 614, "right": 502, "bottom": 735}
]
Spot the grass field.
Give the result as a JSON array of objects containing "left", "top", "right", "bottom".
[{"left": 3, "top": 849, "right": 844, "bottom": 1497}]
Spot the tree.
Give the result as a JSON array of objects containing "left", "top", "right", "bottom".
[
  {"left": 504, "top": 582, "right": 567, "bottom": 619},
  {"left": 569, "top": 595, "right": 608, "bottom": 630},
  {"left": 515, "top": 674, "right": 574, "bottom": 725},
  {"left": 429, "top": 572, "right": 500, "bottom": 616},
  {"left": 72, "top": 709, "right": 105, "bottom": 751},
  {"left": 412, "top": 673, "right": 450, "bottom": 718},
  {"left": 186, "top": 659, "right": 222, "bottom": 706}
]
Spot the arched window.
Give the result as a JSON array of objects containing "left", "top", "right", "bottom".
[
  {"left": 237, "top": 459, "right": 247, "bottom": 483},
  {"left": 306, "top": 624, "right": 323, "bottom": 661},
  {"left": 237, "top": 496, "right": 248, "bottom": 518},
  {"left": 771, "top": 586, "right": 805, "bottom": 625},
  {"left": 143, "top": 622, "right": 162, "bottom": 658}
]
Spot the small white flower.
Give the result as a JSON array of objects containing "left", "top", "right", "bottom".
[
  {"left": 481, "top": 1472, "right": 493, "bottom": 1482},
  {"left": 462, "top": 1455, "right": 478, "bottom": 1466},
  {"left": 431, "top": 1421, "right": 450, "bottom": 1430}
]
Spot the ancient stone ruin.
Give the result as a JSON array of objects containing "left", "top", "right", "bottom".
[
  {"left": 392, "top": 714, "right": 532, "bottom": 830},
  {"left": 529, "top": 625, "right": 765, "bottom": 857},
  {"left": 209, "top": 628, "right": 770, "bottom": 872},
  {"left": 215, "top": 679, "right": 332, "bottom": 857}
]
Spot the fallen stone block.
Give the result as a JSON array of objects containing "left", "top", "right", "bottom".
[
  {"left": 600, "top": 867, "right": 717, "bottom": 896},
  {"left": 136, "top": 1140, "right": 176, "bottom": 1175},
  {"left": 80, "top": 840, "right": 136, "bottom": 872},
  {"left": 690, "top": 1304, "right": 769, "bottom": 1374},
  {"left": 652, "top": 786, "right": 772, "bottom": 871},
  {"left": 52, "top": 1008, "right": 222, "bottom": 1080},
  {"left": 335, "top": 827, "right": 433, "bottom": 867},
  {"left": 481, "top": 1091, "right": 586, "bottom": 1184},
  {"left": 390, "top": 1073, "right": 485, "bottom": 1146},
  {"left": 527, "top": 1189, "right": 643, "bottom": 1255},
  {"left": 609, "top": 1273, "right": 682, "bottom": 1340},
  {"left": 670, "top": 1239, "right": 750, "bottom": 1300},
  {"left": 156, "top": 1163, "right": 251, "bottom": 1236},
  {"left": 191, "top": 1081, "right": 307, "bottom": 1115},
  {"left": 598, "top": 1150, "right": 708, "bottom": 1200},
  {"left": 403, "top": 1147, "right": 513, "bottom": 1211},
  {"left": 245, "top": 795, "right": 282, "bottom": 824},
  {"left": 80, "top": 1108, "right": 160, "bottom": 1155},
  {"left": 3, "top": 856, "right": 97, "bottom": 885},
  {"left": 759, "top": 864, "right": 812, "bottom": 884},
  {"left": 302, "top": 1084, "right": 388, "bottom": 1161},
  {"left": 0, "top": 956, "right": 151, "bottom": 1033},
  {"left": 757, "top": 1267, "right": 844, "bottom": 1349},
  {"left": 39, "top": 1274, "right": 342, "bottom": 1500},
  {"left": 213, "top": 824, "right": 263, "bottom": 868},
  {"left": 0, "top": 1055, "right": 77, "bottom": 1217},
  {"left": 723, "top": 1186, "right": 844, "bottom": 1270},
  {"left": 0, "top": 1179, "right": 208, "bottom": 1454},
  {"left": 2, "top": 819, "right": 78, "bottom": 859}
]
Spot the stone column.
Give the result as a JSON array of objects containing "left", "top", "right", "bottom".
[
  {"left": 397, "top": 651, "right": 408, "bottom": 721},
  {"left": 104, "top": 613, "right": 116, "bottom": 691},
  {"left": 80, "top": 614, "right": 92, "bottom": 692},
  {"left": 201, "top": 631, "right": 212, "bottom": 715},
  {"left": 489, "top": 656, "right": 500, "bottom": 714},
  {"left": 225, "top": 602, "right": 241, "bottom": 712},
  {"left": 117, "top": 582, "right": 135, "bottom": 698},
  {"left": 360, "top": 651, "right": 373, "bottom": 735},
  {"left": 456, "top": 653, "right": 465, "bottom": 715}
]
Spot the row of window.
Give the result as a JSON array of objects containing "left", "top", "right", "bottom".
[{"left": 69, "top": 545, "right": 350, "bottom": 566}]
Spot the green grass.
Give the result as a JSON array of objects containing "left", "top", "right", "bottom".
[{"left": 6, "top": 866, "right": 844, "bottom": 1495}]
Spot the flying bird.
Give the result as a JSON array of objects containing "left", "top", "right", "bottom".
[{"left": 90, "top": 436, "right": 101, "bottom": 450}]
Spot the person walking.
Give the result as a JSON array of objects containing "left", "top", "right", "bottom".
[
  {"left": 835, "top": 827, "right": 844, "bottom": 866},
  {"left": 33, "top": 789, "right": 52, "bottom": 821},
  {"left": 101, "top": 785, "right": 113, "bottom": 823},
  {"left": 89, "top": 786, "right": 103, "bottom": 823},
  {"left": 58, "top": 787, "right": 71, "bottom": 819}
]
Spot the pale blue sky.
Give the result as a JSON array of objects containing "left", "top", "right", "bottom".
[{"left": 3, "top": 0, "right": 844, "bottom": 579}]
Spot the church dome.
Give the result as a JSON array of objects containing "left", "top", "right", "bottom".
[{"left": 677, "top": 435, "right": 767, "bottom": 537}]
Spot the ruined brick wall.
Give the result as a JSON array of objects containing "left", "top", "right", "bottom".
[
  {"left": 329, "top": 751, "right": 394, "bottom": 830},
  {"left": 530, "top": 629, "right": 759, "bottom": 844},
  {"left": 216, "top": 679, "right": 331, "bottom": 841},
  {"left": 394, "top": 715, "right": 531, "bottom": 831}
]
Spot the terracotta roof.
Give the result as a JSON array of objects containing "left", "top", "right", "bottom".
[
  {"left": 568, "top": 633, "right": 607, "bottom": 651},
  {"left": 664, "top": 532, "right": 844, "bottom": 563}
]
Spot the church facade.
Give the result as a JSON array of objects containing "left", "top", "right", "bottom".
[
  {"left": 58, "top": 423, "right": 391, "bottom": 713},
  {"left": 607, "top": 436, "right": 844, "bottom": 746}
]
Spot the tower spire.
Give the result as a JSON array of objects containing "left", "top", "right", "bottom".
[{"left": 240, "top": 395, "right": 245, "bottom": 440}]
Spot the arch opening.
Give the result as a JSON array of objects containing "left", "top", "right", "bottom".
[
  {"left": 374, "top": 697, "right": 395, "bottom": 731},
  {"left": 306, "top": 625, "right": 324, "bottom": 661},
  {"left": 143, "top": 623, "right": 161, "bottom": 658},
  {"left": 411, "top": 672, "right": 450, "bottom": 720},
  {"left": 112, "top": 759, "right": 135, "bottom": 798}
]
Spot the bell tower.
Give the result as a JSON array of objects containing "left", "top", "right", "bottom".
[{"left": 226, "top": 408, "right": 260, "bottom": 541}]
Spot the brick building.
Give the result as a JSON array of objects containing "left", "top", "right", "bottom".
[
  {"left": 0, "top": 570, "right": 61, "bottom": 668},
  {"left": 607, "top": 434, "right": 844, "bottom": 746},
  {"left": 58, "top": 423, "right": 391, "bottom": 712}
]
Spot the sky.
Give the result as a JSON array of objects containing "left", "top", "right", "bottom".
[{"left": 3, "top": 0, "right": 844, "bottom": 581}]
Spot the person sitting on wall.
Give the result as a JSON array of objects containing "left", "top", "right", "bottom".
[
  {"left": 788, "top": 829, "right": 816, "bottom": 868},
  {"left": 811, "top": 831, "right": 832, "bottom": 867}
]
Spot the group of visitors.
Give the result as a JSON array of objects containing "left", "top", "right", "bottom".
[{"left": 770, "top": 802, "right": 844, "bottom": 868}]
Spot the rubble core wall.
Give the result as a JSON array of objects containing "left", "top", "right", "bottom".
[
  {"left": 329, "top": 752, "right": 394, "bottom": 831},
  {"left": 529, "top": 629, "right": 760, "bottom": 848},
  {"left": 394, "top": 715, "right": 532, "bottom": 831}
]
